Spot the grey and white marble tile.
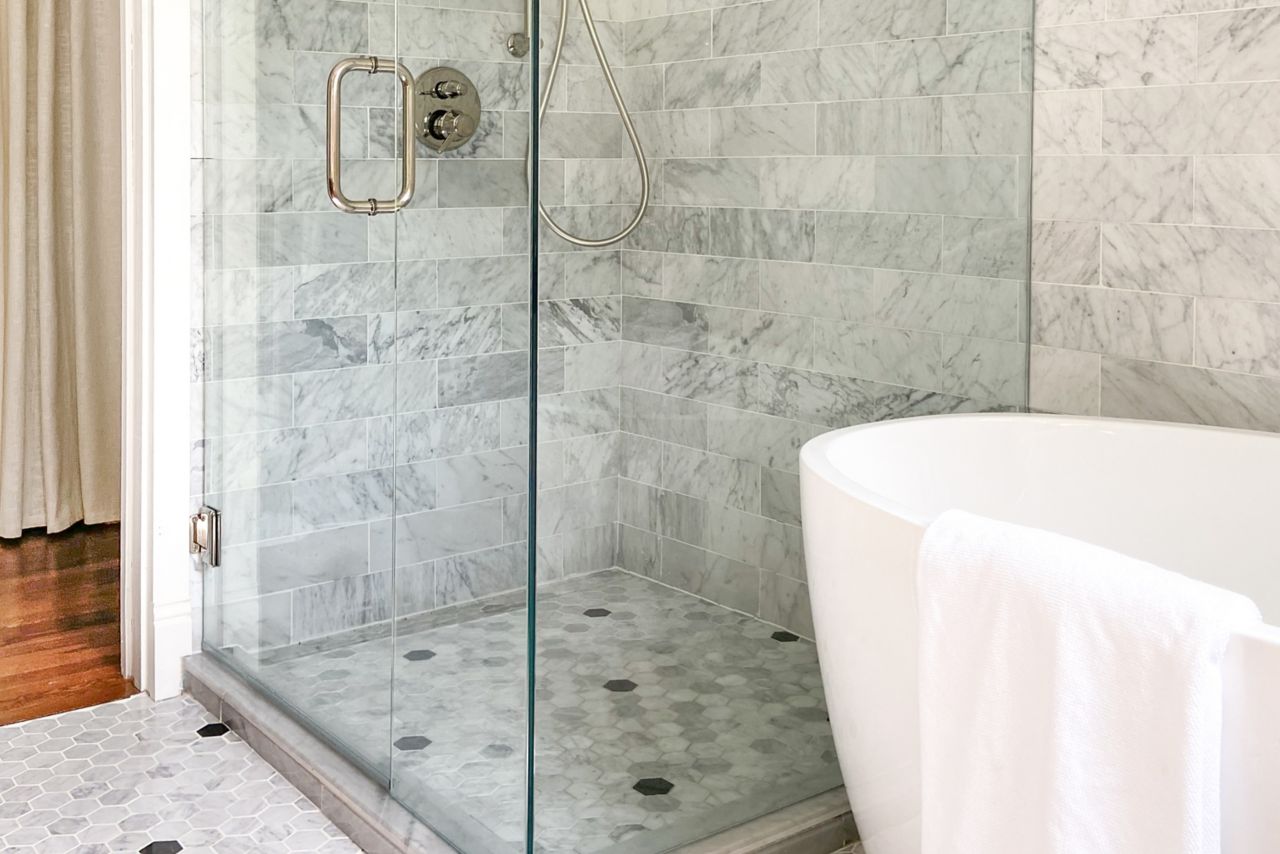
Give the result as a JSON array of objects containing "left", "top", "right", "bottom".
[
  {"left": 624, "top": 10, "right": 712, "bottom": 66},
  {"left": 818, "top": 0, "right": 946, "bottom": 46},
  {"left": 706, "top": 307, "right": 814, "bottom": 369},
  {"left": 942, "top": 93, "right": 1032, "bottom": 156},
  {"left": 622, "top": 387, "right": 708, "bottom": 449},
  {"left": 817, "top": 98, "right": 940, "bottom": 156},
  {"left": 709, "top": 208, "right": 815, "bottom": 263},
  {"left": 664, "top": 255, "right": 760, "bottom": 309},
  {"left": 291, "top": 469, "right": 395, "bottom": 532},
  {"left": 814, "top": 212, "right": 942, "bottom": 272},
  {"left": 1029, "top": 344, "right": 1100, "bottom": 416},
  {"left": 1198, "top": 6, "right": 1280, "bottom": 84},
  {"left": 293, "top": 365, "right": 396, "bottom": 426},
  {"left": 1101, "top": 222, "right": 1280, "bottom": 301},
  {"left": 1195, "top": 155, "right": 1280, "bottom": 229},
  {"left": 1035, "top": 16, "right": 1197, "bottom": 90},
  {"left": 438, "top": 351, "right": 532, "bottom": 406},
  {"left": 760, "top": 45, "right": 877, "bottom": 105},
  {"left": 664, "top": 159, "right": 762, "bottom": 208},
  {"left": 759, "top": 156, "right": 875, "bottom": 212},
  {"left": 398, "top": 306, "right": 504, "bottom": 361},
  {"left": 622, "top": 296, "right": 710, "bottom": 351},
  {"left": 712, "top": 0, "right": 818, "bottom": 58},
  {"left": 710, "top": 105, "right": 816, "bottom": 157},
  {"left": 292, "top": 262, "right": 398, "bottom": 319},
  {"left": 874, "top": 156, "right": 1019, "bottom": 218},
  {"left": 1100, "top": 357, "right": 1280, "bottom": 432},
  {"left": 206, "top": 420, "right": 369, "bottom": 492},
  {"left": 661, "top": 444, "right": 761, "bottom": 514},
  {"left": 760, "top": 261, "right": 875, "bottom": 322},
  {"left": 660, "top": 349, "right": 761, "bottom": 410},
  {"left": 874, "top": 270, "right": 1022, "bottom": 340},
  {"left": 396, "top": 500, "right": 505, "bottom": 566},
  {"left": 1033, "top": 220, "right": 1100, "bottom": 285},
  {"left": 1031, "top": 282, "right": 1194, "bottom": 363},
  {"left": 879, "top": 31, "right": 1022, "bottom": 98},
  {"left": 942, "top": 216, "right": 1029, "bottom": 279},
  {"left": 1195, "top": 298, "right": 1280, "bottom": 378},
  {"left": 1032, "top": 155, "right": 1193, "bottom": 223},
  {"left": 664, "top": 56, "right": 761, "bottom": 109}
]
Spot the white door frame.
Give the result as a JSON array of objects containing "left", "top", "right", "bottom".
[{"left": 121, "top": 0, "right": 196, "bottom": 700}]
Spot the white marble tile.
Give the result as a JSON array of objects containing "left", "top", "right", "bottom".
[
  {"left": 1195, "top": 155, "right": 1280, "bottom": 228},
  {"left": 1102, "top": 222, "right": 1280, "bottom": 300},
  {"left": 1196, "top": 298, "right": 1280, "bottom": 377},
  {"left": 1035, "top": 16, "right": 1196, "bottom": 90},
  {"left": 1033, "top": 155, "right": 1193, "bottom": 222},
  {"left": 1030, "top": 344, "right": 1101, "bottom": 415},
  {"left": 1031, "top": 281, "right": 1194, "bottom": 362},
  {"left": 1198, "top": 6, "right": 1280, "bottom": 84}
]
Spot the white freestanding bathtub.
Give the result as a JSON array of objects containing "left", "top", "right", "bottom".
[{"left": 800, "top": 414, "right": 1280, "bottom": 854}]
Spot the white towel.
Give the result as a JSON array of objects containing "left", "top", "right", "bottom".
[{"left": 918, "top": 510, "right": 1261, "bottom": 854}]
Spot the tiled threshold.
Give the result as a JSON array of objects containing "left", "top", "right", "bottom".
[{"left": 184, "top": 653, "right": 857, "bottom": 854}]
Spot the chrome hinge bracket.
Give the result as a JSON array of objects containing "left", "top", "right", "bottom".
[{"left": 190, "top": 506, "right": 221, "bottom": 568}]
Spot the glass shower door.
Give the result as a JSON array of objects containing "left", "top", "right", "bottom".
[
  {"left": 384, "top": 2, "right": 536, "bottom": 849},
  {"left": 198, "top": 4, "right": 538, "bottom": 844}
]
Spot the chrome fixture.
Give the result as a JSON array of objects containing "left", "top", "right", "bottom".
[
  {"left": 415, "top": 67, "right": 482, "bottom": 153},
  {"left": 325, "top": 57, "right": 417, "bottom": 216},
  {"left": 189, "top": 506, "right": 221, "bottom": 567},
  {"left": 325, "top": 60, "right": 482, "bottom": 214},
  {"left": 513, "top": 0, "right": 651, "bottom": 247}
]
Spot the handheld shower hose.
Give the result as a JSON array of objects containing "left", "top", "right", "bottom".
[{"left": 533, "top": 0, "right": 650, "bottom": 248}]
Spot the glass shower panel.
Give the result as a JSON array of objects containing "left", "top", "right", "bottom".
[
  {"left": 532, "top": 0, "right": 1036, "bottom": 852},
  {"left": 199, "top": 0, "right": 404, "bottom": 781},
  {"left": 385, "top": 1, "right": 536, "bottom": 851}
]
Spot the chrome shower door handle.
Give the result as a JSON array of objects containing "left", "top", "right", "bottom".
[{"left": 326, "top": 57, "right": 416, "bottom": 216}]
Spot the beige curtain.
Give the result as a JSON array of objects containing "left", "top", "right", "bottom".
[{"left": 0, "top": 2, "right": 122, "bottom": 538}]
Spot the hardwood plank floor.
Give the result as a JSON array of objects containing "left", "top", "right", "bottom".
[{"left": 0, "top": 523, "right": 135, "bottom": 726}]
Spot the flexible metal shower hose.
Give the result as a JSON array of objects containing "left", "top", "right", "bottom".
[{"left": 533, "top": 0, "right": 650, "bottom": 248}]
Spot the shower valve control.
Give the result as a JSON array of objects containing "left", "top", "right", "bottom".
[
  {"left": 433, "top": 80, "right": 468, "bottom": 99},
  {"left": 428, "top": 110, "right": 477, "bottom": 142},
  {"left": 415, "top": 67, "right": 482, "bottom": 153}
]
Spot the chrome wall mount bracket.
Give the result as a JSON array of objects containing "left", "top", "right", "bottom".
[
  {"left": 414, "top": 67, "right": 482, "bottom": 153},
  {"left": 189, "top": 506, "right": 221, "bottom": 568}
]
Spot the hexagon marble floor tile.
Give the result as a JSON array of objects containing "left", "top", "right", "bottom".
[{"left": 0, "top": 694, "right": 360, "bottom": 854}]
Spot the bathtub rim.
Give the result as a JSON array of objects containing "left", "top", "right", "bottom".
[{"left": 799, "top": 411, "right": 1280, "bottom": 645}]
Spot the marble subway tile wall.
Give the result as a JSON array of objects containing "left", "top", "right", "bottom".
[
  {"left": 193, "top": 0, "right": 624, "bottom": 654},
  {"left": 608, "top": 0, "right": 1034, "bottom": 635},
  {"left": 1031, "top": 0, "right": 1280, "bottom": 430}
]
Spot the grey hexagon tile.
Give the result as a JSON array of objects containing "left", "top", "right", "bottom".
[
  {"left": 0, "top": 695, "right": 360, "bottom": 853},
  {"left": 250, "top": 569, "right": 839, "bottom": 853}
]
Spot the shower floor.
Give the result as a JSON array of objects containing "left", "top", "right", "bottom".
[{"left": 253, "top": 570, "right": 840, "bottom": 854}]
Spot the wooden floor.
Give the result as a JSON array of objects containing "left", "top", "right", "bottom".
[{"left": 0, "top": 523, "right": 135, "bottom": 726}]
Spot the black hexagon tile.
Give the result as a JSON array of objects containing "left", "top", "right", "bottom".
[
  {"left": 771, "top": 630, "right": 800, "bottom": 642},
  {"left": 140, "top": 842, "right": 183, "bottom": 854},
  {"left": 633, "top": 777, "right": 675, "bottom": 796},
  {"left": 195, "top": 722, "right": 229, "bottom": 737},
  {"left": 583, "top": 608, "right": 611, "bottom": 617},
  {"left": 403, "top": 649, "right": 437, "bottom": 661},
  {"left": 603, "top": 679, "right": 637, "bottom": 693},
  {"left": 394, "top": 735, "right": 432, "bottom": 751}
]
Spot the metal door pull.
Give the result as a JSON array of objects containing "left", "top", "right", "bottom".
[{"left": 325, "top": 56, "right": 416, "bottom": 216}]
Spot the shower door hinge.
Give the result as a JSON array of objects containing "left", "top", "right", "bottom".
[{"left": 189, "top": 506, "right": 221, "bottom": 568}]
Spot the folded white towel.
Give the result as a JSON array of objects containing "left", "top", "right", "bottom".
[{"left": 918, "top": 510, "right": 1261, "bottom": 854}]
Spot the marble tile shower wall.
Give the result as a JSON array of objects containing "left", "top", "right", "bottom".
[
  {"left": 607, "top": 0, "right": 1034, "bottom": 635},
  {"left": 192, "top": 0, "right": 629, "bottom": 652},
  {"left": 1030, "top": 0, "right": 1280, "bottom": 430}
]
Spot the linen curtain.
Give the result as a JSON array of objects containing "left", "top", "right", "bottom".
[{"left": 0, "top": 1, "right": 122, "bottom": 537}]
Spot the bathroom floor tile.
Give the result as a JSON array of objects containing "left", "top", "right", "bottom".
[
  {"left": 0, "top": 694, "right": 360, "bottom": 853},
  {"left": 251, "top": 569, "right": 840, "bottom": 853}
]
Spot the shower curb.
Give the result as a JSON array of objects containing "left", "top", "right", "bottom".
[{"left": 183, "top": 652, "right": 857, "bottom": 854}]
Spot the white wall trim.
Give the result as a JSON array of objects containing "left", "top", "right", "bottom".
[{"left": 121, "top": 0, "right": 195, "bottom": 700}]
